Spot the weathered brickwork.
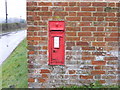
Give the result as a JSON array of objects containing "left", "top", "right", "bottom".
[{"left": 27, "top": 1, "right": 119, "bottom": 88}]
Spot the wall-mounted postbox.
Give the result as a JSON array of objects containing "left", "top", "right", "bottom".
[{"left": 48, "top": 21, "right": 65, "bottom": 65}]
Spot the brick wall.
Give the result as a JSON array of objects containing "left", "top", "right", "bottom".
[{"left": 27, "top": 1, "right": 119, "bottom": 88}]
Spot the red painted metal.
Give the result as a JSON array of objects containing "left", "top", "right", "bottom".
[
  {"left": 48, "top": 21, "right": 65, "bottom": 65},
  {"left": 49, "top": 21, "right": 65, "bottom": 31}
]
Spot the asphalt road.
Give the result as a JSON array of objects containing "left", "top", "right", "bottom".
[{"left": 0, "top": 30, "right": 27, "bottom": 65}]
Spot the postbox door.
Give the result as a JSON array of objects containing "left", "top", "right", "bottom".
[{"left": 49, "top": 34, "right": 64, "bottom": 65}]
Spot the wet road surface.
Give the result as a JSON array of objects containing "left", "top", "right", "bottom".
[{"left": 0, "top": 30, "right": 27, "bottom": 65}]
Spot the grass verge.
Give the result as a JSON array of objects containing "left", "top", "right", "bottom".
[{"left": 1, "top": 38, "right": 27, "bottom": 88}]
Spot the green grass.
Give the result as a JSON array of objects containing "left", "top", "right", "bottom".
[{"left": 1, "top": 38, "right": 28, "bottom": 88}]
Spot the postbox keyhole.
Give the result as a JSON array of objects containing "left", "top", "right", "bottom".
[
  {"left": 53, "top": 50, "right": 56, "bottom": 53},
  {"left": 56, "top": 23, "right": 59, "bottom": 27}
]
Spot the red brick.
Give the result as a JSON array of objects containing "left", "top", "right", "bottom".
[
  {"left": 107, "top": 13, "right": 115, "bottom": 16},
  {"left": 40, "top": 69, "right": 50, "bottom": 73},
  {"left": 28, "top": 78, "right": 35, "bottom": 82},
  {"left": 109, "top": 23, "right": 116, "bottom": 26},
  {"left": 27, "top": 11, "right": 34, "bottom": 16},
  {"left": 81, "top": 7, "right": 95, "bottom": 11},
  {"left": 27, "top": 7, "right": 36, "bottom": 11},
  {"left": 66, "top": 17, "right": 80, "bottom": 21},
  {"left": 41, "top": 7, "right": 48, "bottom": 11},
  {"left": 92, "top": 61, "right": 106, "bottom": 65},
  {"left": 38, "top": 32, "right": 47, "bottom": 36},
  {"left": 96, "top": 38, "right": 104, "bottom": 41},
  {"left": 105, "top": 27, "right": 118, "bottom": 31},
  {"left": 116, "top": 3, "right": 119, "bottom": 7},
  {"left": 77, "top": 12, "right": 91, "bottom": 16},
  {"left": 27, "top": 2, "right": 32, "bottom": 6},
  {"left": 66, "top": 42, "right": 75, "bottom": 46},
  {"left": 38, "top": 78, "right": 46, "bottom": 83},
  {"left": 82, "top": 47, "right": 95, "bottom": 50},
  {"left": 106, "top": 17, "right": 118, "bottom": 21},
  {"left": 66, "top": 47, "right": 72, "bottom": 50},
  {"left": 34, "top": 16, "right": 40, "bottom": 21},
  {"left": 28, "top": 27, "right": 39, "bottom": 31},
  {"left": 38, "top": 12, "right": 52, "bottom": 16},
  {"left": 78, "top": 32, "right": 92, "bottom": 36},
  {"left": 66, "top": 37, "right": 80, "bottom": 41},
  {"left": 110, "top": 33, "right": 118, "bottom": 37},
  {"left": 41, "top": 16, "right": 52, "bottom": 20},
  {"left": 82, "top": 57, "right": 95, "bottom": 60},
  {"left": 93, "top": 13, "right": 107, "bottom": 16},
  {"left": 39, "top": 22, "right": 47, "bottom": 26},
  {"left": 92, "top": 42, "right": 106, "bottom": 46},
  {"left": 42, "top": 74, "right": 48, "bottom": 78},
  {"left": 54, "top": 12, "right": 68, "bottom": 16},
  {"left": 67, "top": 22, "right": 77, "bottom": 26},
  {"left": 82, "top": 17, "right": 96, "bottom": 21},
  {"left": 28, "top": 41, "right": 38, "bottom": 45},
  {"left": 40, "top": 37, "right": 47, "bottom": 41},
  {"left": 82, "top": 27, "right": 96, "bottom": 31},
  {"left": 77, "top": 2, "right": 91, "bottom": 6},
  {"left": 34, "top": 32, "right": 37, "bottom": 36},
  {"left": 99, "top": 80, "right": 105, "bottom": 84},
  {"left": 97, "top": 7, "right": 104, "bottom": 11},
  {"left": 69, "top": 70, "right": 76, "bottom": 74},
  {"left": 27, "top": 32, "right": 34, "bottom": 36},
  {"left": 94, "top": 22, "right": 107, "bottom": 26},
  {"left": 95, "top": 66, "right": 101, "bottom": 69},
  {"left": 38, "top": 2, "right": 52, "bottom": 6},
  {"left": 97, "top": 27, "right": 104, "bottom": 31},
  {"left": 50, "top": 7, "right": 64, "bottom": 11},
  {"left": 104, "top": 57, "right": 118, "bottom": 61},
  {"left": 82, "top": 52, "right": 91, "bottom": 56},
  {"left": 27, "top": 17, "right": 34, "bottom": 21},
  {"left": 66, "top": 7, "right": 80, "bottom": 11},
  {"left": 93, "top": 32, "right": 105, "bottom": 36},
  {"left": 69, "top": 2, "right": 76, "bottom": 6},
  {"left": 66, "top": 27, "right": 80, "bottom": 31},
  {"left": 105, "top": 38, "right": 118, "bottom": 41},
  {"left": 29, "top": 7, "right": 41, "bottom": 11},
  {"left": 42, "top": 46, "right": 47, "bottom": 50},
  {"left": 69, "top": 12, "right": 76, "bottom": 16},
  {"left": 76, "top": 42, "right": 89, "bottom": 46},
  {"left": 27, "top": 2, "right": 37, "bottom": 6},
  {"left": 54, "top": 2, "right": 68, "bottom": 6},
  {"left": 28, "top": 51, "right": 35, "bottom": 54},
  {"left": 97, "top": 17, "right": 104, "bottom": 21},
  {"left": 92, "top": 2, "right": 107, "bottom": 6},
  {"left": 108, "top": 3, "right": 115, "bottom": 7},
  {"left": 80, "top": 75, "right": 93, "bottom": 79},
  {"left": 66, "top": 32, "right": 76, "bottom": 36},
  {"left": 79, "top": 22, "right": 91, "bottom": 26},
  {"left": 81, "top": 37, "right": 95, "bottom": 41},
  {"left": 91, "top": 71, "right": 105, "bottom": 75},
  {"left": 39, "top": 51, "right": 47, "bottom": 55},
  {"left": 27, "top": 37, "right": 40, "bottom": 41}
]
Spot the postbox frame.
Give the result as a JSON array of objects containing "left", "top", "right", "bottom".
[{"left": 48, "top": 21, "right": 65, "bottom": 65}]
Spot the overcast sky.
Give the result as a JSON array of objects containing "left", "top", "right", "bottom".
[{"left": 0, "top": 0, "right": 26, "bottom": 19}]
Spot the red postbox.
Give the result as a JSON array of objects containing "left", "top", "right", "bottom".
[{"left": 48, "top": 21, "right": 65, "bottom": 65}]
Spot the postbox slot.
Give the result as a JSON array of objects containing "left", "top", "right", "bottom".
[{"left": 50, "top": 30, "right": 64, "bottom": 31}]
